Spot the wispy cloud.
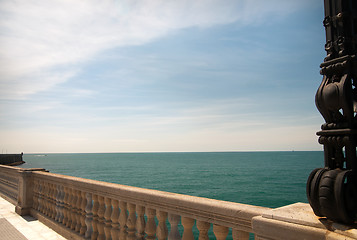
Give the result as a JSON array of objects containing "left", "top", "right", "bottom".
[{"left": 0, "top": 0, "right": 316, "bottom": 100}]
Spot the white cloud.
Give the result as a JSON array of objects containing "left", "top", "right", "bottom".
[
  {"left": 0, "top": 70, "right": 78, "bottom": 100},
  {"left": 0, "top": 0, "right": 316, "bottom": 100}
]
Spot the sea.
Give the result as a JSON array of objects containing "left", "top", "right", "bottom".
[
  {"left": 22, "top": 151, "right": 323, "bottom": 208},
  {"left": 21, "top": 151, "right": 323, "bottom": 238}
]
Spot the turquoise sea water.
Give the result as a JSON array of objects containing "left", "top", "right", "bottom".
[{"left": 22, "top": 151, "right": 323, "bottom": 208}]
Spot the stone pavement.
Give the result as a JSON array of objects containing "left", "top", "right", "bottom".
[{"left": 0, "top": 196, "right": 66, "bottom": 240}]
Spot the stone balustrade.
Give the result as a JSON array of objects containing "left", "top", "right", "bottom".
[
  {"left": 0, "top": 165, "right": 21, "bottom": 204},
  {"left": 0, "top": 165, "right": 355, "bottom": 240},
  {"left": 30, "top": 170, "right": 268, "bottom": 239},
  {"left": 0, "top": 165, "right": 268, "bottom": 239}
]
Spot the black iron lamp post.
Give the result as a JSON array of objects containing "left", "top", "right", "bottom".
[{"left": 306, "top": 0, "right": 357, "bottom": 224}]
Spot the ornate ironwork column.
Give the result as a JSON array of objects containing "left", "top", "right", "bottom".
[{"left": 306, "top": 0, "right": 357, "bottom": 224}]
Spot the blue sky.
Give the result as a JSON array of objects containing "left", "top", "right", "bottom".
[{"left": 1, "top": 0, "right": 325, "bottom": 153}]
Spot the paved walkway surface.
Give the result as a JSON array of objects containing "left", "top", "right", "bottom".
[{"left": 0, "top": 196, "right": 66, "bottom": 240}]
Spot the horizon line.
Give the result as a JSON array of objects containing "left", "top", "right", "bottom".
[{"left": 22, "top": 150, "right": 323, "bottom": 154}]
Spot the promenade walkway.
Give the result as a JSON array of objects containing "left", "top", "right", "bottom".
[{"left": 0, "top": 196, "right": 66, "bottom": 240}]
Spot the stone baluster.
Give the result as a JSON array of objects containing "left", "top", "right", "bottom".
[
  {"left": 157, "top": 211, "right": 168, "bottom": 240},
  {"left": 119, "top": 201, "right": 128, "bottom": 240},
  {"left": 71, "top": 189, "right": 78, "bottom": 230},
  {"left": 62, "top": 187, "right": 69, "bottom": 226},
  {"left": 168, "top": 214, "right": 181, "bottom": 240},
  {"left": 50, "top": 183, "right": 56, "bottom": 219},
  {"left": 55, "top": 184, "right": 61, "bottom": 222},
  {"left": 46, "top": 183, "right": 52, "bottom": 217},
  {"left": 75, "top": 190, "right": 82, "bottom": 232},
  {"left": 197, "top": 221, "right": 210, "bottom": 240},
  {"left": 126, "top": 203, "right": 137, "bottom": 240},
  {"left": 48, "top": 183, "right": 54, "bottom": 217},
  {"left": 66, "top": 188, "right": 73, "bottom": 228},
  {"left": 182, "top": 217, "right": 194, "bottom": 240},
  {"left": 80, "top": 191, "right": 87, "bottom": 235},
  {"left": 47, "top": 182, "right": 52, "bottom": 216},
  {"left": 97, "top": 196, "right": 106, "bottom": 240},
  {"left": 91, "top": 194, "right": 99, "bottom": 240},
  {"left": 111, "top": 199, "right": 120, "bottom": 240},
  {"left": 213, "top": 225, "right": 229, "bottom": 240},
  {"left": 232, "top": 229, "right": 249, "bottom": 240},
  {"left": 34, "top": 179, "right": 40, "bottom": 209},
  {"left": 42, "top": 182, "right": 48, "bottom": 215},
  {"left": 135, "top": 205, "right": 146, "bottom": 240},
  {"left": 58, "top": 185, "right": 65, "bottom": 224},
  {"left": 85, "top": 193, "right": 93, "bottom": 239},
  {"left": 104, "top": 197, "right": 113, "bottom": 240},
  {"left": 37, "top": 180, "right": 43, "bottom": 212},
  {"left": 43, "top": 182, "right": 49, "bottom": 216},
  {"left": 145, "top": 208, "right": 156, "bottom": 240},
  {"left": 66, "top": 187, "right": 72, "bottom": 227},
  {"left": 53, "top": 184, "right": 59, "bottom": 219},
  {"left": 70, "top": 189, "right": 77, "bottom": 229},
  {"left": 32, "top": 179, "right": 39, "bottom": 211}
]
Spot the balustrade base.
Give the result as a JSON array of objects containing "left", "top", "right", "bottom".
[
  {"left": 252, "top": 203, "right": 357, "bottom": 240},
  {"left": 15, "top": 206, "right": 31, "bottom": 216},
  {"left": 30, "top": 209, "right": 83, "bottom": 240}
]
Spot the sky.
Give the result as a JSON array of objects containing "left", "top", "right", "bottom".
[{"left": 0, "top": 0, "right": 326, "bottom": 153}]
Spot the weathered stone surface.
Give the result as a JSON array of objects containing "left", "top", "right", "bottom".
[{"left": 253, "top": 203, "right": 357, "bottom": 240}]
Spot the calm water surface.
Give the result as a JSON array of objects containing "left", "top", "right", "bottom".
[{"left": 22, "top": 151, "right": 323, "bottom": 208}]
